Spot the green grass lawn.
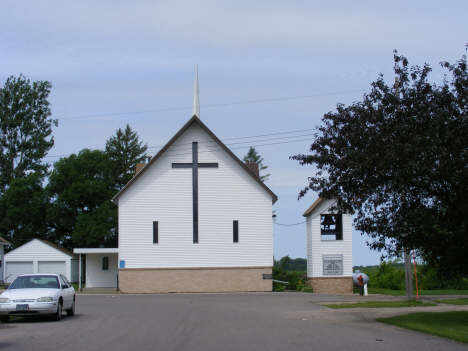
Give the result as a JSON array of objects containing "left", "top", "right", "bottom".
[
  {"left": 434, "top": 298, "right": 468, "bottom": 305},
  {"left": 377, "top": 311, "right": 468, "bottom": 344},
  {"left": 71, "top": 283, "right": 85, "bottom": 290},
  {"left": 362, "top": 287, "right": 468, "bottom": 296},
  {"left": 323, "top": 300, "right": 436, "bottom": 309}
]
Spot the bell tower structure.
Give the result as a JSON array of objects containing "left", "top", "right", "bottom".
[{"left": 303, "top": 198, "right": 353, "bottom": 293}]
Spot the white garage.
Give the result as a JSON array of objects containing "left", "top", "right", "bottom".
[{"left": 4, "top": 239, "right": 79, "bottom": 284}]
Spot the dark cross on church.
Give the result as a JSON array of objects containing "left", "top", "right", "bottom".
[{"left": 172, "top": 142, "right": 218, "bottom": 243}]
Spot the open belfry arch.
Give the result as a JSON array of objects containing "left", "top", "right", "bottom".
[
  {"left": 303, "top": 198, "right": 353, "bottom": 293},
  {"left": 112, "top": 68, "right": 277, "bottom": 293}
]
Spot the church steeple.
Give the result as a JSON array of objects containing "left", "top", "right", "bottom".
[{"left": 192, "top": 65, "right": 200, "bottom": 118}]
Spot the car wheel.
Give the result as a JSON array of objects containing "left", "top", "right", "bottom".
[
  {"left": 52, "top": 301, "right": 62, "bottom": 321},
  {"left": 66, "top": 298, "right": 75, "bottom": 316},
  {"left": 0, "top": 315, "right": 10, "bottom": 323}
]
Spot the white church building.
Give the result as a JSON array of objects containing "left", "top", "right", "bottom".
[
  {"left": 74, "top": 72, "right": 277, "bottom": 293},
  {"left": 112, "top": 114, "right": 277, "bottom": 293}
]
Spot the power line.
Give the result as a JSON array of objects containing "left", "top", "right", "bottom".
[
  {"left": 0, "top": 89, "right": 368, "bottom": 125},
  {"left": 274, "top": 221, "right": 307, "bottom": 226},
  {"left": 147, "top": 128, "right": 320, "bottom": 150},
  {"left": 153, "top": 133, "right": 318, "bottom": 156},
  {"left": 43, "top": 128, "right": 320, "bottom": 159},
  {"left": 161, "top": 137, "right": 316, "bottom": 159},
  {"left": 53, "top": 89, "right": 368, "bottom": 121},
  {"left": 273, "top": 201, "right": 338, "bottom": 226},
  {"left": 43, "top": 135, "right": 317, "bottom": 162}
]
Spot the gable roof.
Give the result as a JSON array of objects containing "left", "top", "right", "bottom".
[
  {"left": 0, "top": 236, "right": 10, "bottom": 245},
  {"left": 36, "top": 239, "right": 78, "bottom": 258},
  {"left": 303, "top": 197, "right": 351, "bottom": 217},
  {"left": 112, "top": 116, "right": 277, "bottom": 204},
  {"left": 5, "top": 239, "right": 78, "bottom": 258},
  {"left": 302, "top": 197, "right": 325, "bottom": 217}
]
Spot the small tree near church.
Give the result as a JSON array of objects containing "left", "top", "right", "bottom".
[
  {"left": 243, "top": 147, "right": 270, "bottom": 182},
  {"left": 106, "top": 124, "right": 148, "bottom": 190}
]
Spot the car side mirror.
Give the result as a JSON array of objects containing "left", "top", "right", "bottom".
[
  {"left": 4, "top": 285, "right": 8, "bottom": 290},
  {"left": 62, "top": 284, "right": 69, "bottom": 289}
]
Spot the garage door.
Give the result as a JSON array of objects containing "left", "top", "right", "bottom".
[
  {"left": 5, "top": 262, "right": 33, "bottom": 284},
  {"left": 38, "top": 261, "right": 67, "bottom": 276}
]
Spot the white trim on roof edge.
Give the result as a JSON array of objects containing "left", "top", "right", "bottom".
[{"left": 73, "top": 248, "right": 119, "bottom": 254}]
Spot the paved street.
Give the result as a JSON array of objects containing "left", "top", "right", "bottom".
[{"left": 1, "top": 292, "right": 467, "bottom": 351}]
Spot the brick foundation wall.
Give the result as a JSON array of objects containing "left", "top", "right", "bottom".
[
  {"left": 306, "top": 276, "right": 353, "bottom": 294},
  {"left": 119, "top": 266, "right": 272, "bottom": 293}
]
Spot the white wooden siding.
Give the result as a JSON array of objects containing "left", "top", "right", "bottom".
[
  {"left": 306, "top": 199, "right": 353, "bottom": 277},
  {"left": 38, "top": 261, "right": 67, "bottom": 276},
  {"left": 5, "top": 262, "right": 33, "bottom": 283},
  {"left": 306, "top": 214, "right": 313, "bottom": 277},
  {"left": 118, "top": 123, "right": 273, "bottom": 269},
  {"left": 4, "top": 239, "right": 76, "bottom": 282},
  {"left": 85, "top": 253, "right": 118, "bottom": 288}
]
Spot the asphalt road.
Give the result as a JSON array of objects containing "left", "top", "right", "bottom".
[{"left": 0, "top": 292, "right": 466, "bottom": 351}]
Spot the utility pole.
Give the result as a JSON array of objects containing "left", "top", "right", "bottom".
[
  {"left": 395, "top": 76, "right": 414, "bottom": 300},
  {"left": 404, "top": 247, "right": 413, "bottom": 299}
]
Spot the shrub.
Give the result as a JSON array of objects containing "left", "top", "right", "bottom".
[
  {"left": 297, "top": 281, "right": 313, "bottom": 293},
  {"left": 418, "top": 264, "right": 468, "bottom": 290},
  {"left": 272, "top": 266, "right": 307, "bottom": 291},
  {"left": 367, "top": 261, "right": 405, "bottom": 290},
  {"left": 273, "top": 281, "right": 286, "bottom": 292},
  {"left": 359, "top": 261, "right": 468, "bottom": 291}
]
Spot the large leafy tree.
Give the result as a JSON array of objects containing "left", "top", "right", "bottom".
[
  {"left": 243, "top": 146, "right": 270, "bottom": 182},
  {"left": 0, "top": 75, "right": 56, "bottom": 247},
  {"left": 291, "top": 47, "right": 468, "bottom": 275},
  {"left": 46, "top": 149, "right": 118, "bottom": 249},
  {"left": 0, "top": 74, "right": 57, "bottom": 194},
  {"left": 105, "top": 124, "right": 148, "bottom": 189},
  {"left": 0, "top": 172, "right": 51, "bottom": 248}
]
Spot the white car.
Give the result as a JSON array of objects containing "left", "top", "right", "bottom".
[{"left": 0, "top": 273, "right": 75, "bottom": 323}]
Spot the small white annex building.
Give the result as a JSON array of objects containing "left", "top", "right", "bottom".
[
  {"left": 112, "top": 113, "right": 277, "bottom": 293},
  {"left": 4, "top": 239, "right": 79, "bottom": 284},
  {"left": 73, "top": 248, "right": 119, "bottom": 289},
  {"left": 0, "top": 236, "right": 10, "bottom": 284},
  {"left": 303, "top": 198, "right": 353, "bottom": 293}
]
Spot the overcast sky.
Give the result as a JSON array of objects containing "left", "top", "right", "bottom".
[{"left": 2, "top": 1, "right": 467, "bottom": 265}]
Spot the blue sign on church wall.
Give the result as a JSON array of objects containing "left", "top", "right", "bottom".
[{"left": 119, "top": 260, "right": 125, "bottom": 269}]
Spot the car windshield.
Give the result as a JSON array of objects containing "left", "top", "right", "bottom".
[{"left": 9, "top": 275, "right": 60, "bottom": 289}]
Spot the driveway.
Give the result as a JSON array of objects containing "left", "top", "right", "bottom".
[{"left": 0, "top": 292, "right": 466, "bottom": 351}]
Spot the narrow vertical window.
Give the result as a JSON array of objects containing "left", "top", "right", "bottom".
[
  {"left": 102, "top": 256, "right": 109, "bottom": 271},
  {"left": 153, "top": 221, "right": 158, "bottom": 244},
  {"left": 233, "top": 220, "right": 239, "bottom": 243}
]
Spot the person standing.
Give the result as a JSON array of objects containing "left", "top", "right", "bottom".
[{"left": 358, "top": 275, "right": 364, "bottom": 295}]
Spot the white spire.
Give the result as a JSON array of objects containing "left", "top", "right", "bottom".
[{"left": 192, "top": 64, "right": 200, "bottom": 118}]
